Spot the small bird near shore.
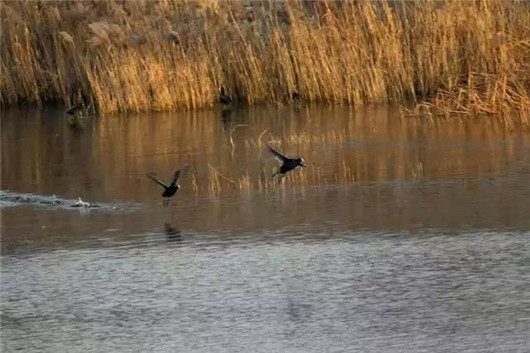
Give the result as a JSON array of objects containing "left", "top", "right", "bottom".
[
  {"left": 66, "top": 103, "right": 85, "bottom": 116},
  {"left": 147, "top": 168, "right": 184, "bottom": 206},
  {"left": 291, "top": 91, "right": 300, "bottom": 101},
  {"left": 66, "top": 102, "right": 91, "bottom": 128},
  {"left": 219, "top": 87, "right": 232, "bottom": 105},
  {"left": 267, "top": 145, "right": 307, "bottom": 177}
]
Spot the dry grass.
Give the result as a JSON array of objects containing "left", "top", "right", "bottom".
[
  {"left": 401, "top": 73, "right": 530, "bottom": 127},
  {"left": 1, "top": 0, "right": 530, "bottom": 124},
  {"left": 207, "top": 129, "right": 359, "bottom": 196},
  {"left": 205, "top": 163, "right": 354, "bottom": 197}
]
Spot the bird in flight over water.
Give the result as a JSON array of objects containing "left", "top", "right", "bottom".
[
  {"left": 267, "top": 145, "right": 307, "bottom": 177},
  {"left": 147, "top": 168, "right": 183, "bottom": 206}
]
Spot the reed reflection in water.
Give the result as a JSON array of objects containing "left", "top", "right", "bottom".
[
  {"left": 2, "top": 105, "right": 527, "bottom": 198},
  {"left": 1, "top": 106, "right": 529, "bottom": 254}
]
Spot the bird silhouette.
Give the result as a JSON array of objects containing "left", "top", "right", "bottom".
[
  {"left": 147, "top": 169, "right": 183, "bottom": 206},
  {"left": 267, "top": 145, "right": 307, "bottom": 177},
  {"left": 66, "top": 103, "right": 85, "bottom": 115},
  {"left": 291, "top": 91, "right": 300, "bottom": 100},
  {"left": 219, "top": 87, "right": 232, "bottom": 105}
]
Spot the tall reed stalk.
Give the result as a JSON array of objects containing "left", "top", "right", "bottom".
[{"left": 1, "top": 0, "right": 529, "bottom": 123}]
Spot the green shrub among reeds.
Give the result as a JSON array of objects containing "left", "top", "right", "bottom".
[{"left": 1, "top": 0, "right": 529, "bottom": 123}]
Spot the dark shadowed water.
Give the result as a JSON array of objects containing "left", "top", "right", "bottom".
[{"left": 1, "top": 106, "right": 529, "bottom": 352}]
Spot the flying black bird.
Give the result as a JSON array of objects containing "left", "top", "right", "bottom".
[
  {"left": 267, "top": 145, "right": 307, "bottom": 177},
  {"left": 147, "top": 169, "right": 183, "bottom": 206},
  {"left": 219, "top": 87, "right": 232, "bottom": 105}
]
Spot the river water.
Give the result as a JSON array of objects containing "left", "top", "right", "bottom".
[{"left": 1, "top": 106, "right": 529, "bottom": 352}]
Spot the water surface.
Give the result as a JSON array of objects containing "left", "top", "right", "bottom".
[{"left": 1, "top": 106, "right": 529, "bottom": 352}]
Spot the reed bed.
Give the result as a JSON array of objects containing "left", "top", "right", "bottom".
[
  {"left": 401, "top": 73, "right": 530, "bottom": 127},
  {"left": 1, "top": 0, "right": 529, "bottom": 123}
]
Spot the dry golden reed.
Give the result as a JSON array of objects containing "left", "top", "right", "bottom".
[{"left": 1, "top": 0, "right": 530, "bottom": 123}]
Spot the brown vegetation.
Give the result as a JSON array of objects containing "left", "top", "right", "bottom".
[{"left": 1, "top": 0, "right": 529, "bottom": 124}]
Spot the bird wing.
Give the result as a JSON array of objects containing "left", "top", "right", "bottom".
[
  {"left": 169, "top": 169, "right": 182, "bottom": 187},
  {"left": 267, "top": 145, "right": 288, "bottom": 163},
  {"left": 147, "top": 174, "right": 169, "bottom": 189}
]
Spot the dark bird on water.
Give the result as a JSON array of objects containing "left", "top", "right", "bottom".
[
  {"left": 219, "top": 87, "right": 232, "bottom": 105},
  {"left": 66, "top": 103, "right": 85, "bottom": 115},
  {"left": 267, "top": 145, "right": 307, "bottom": 177},
  {"left": 291, "top": 91, "right": 300, "bottom": 100},
  {"left": 147, "top": 169, "right": 183, "bottom": 206}
]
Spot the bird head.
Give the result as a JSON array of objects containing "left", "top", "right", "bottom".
[{"left": 297, "top": 158, "right": 307, "bottom": 167}]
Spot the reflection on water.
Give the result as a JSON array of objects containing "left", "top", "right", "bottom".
[
  {"left": 164, "top": 222, "right": 182, "bottom": 241},
  {"left": 2, "top": 106, "right": 529, "bottom": 200},
  {"left": 1, "top": 106, "right": 530, "bottom": 352},
  {"left": 1, "top": 106, "right": 529, "bottom": 252}
]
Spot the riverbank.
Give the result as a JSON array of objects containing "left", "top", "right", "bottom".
[{"left": 1, "top": 0, "right": 529, "bottom": 124}]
